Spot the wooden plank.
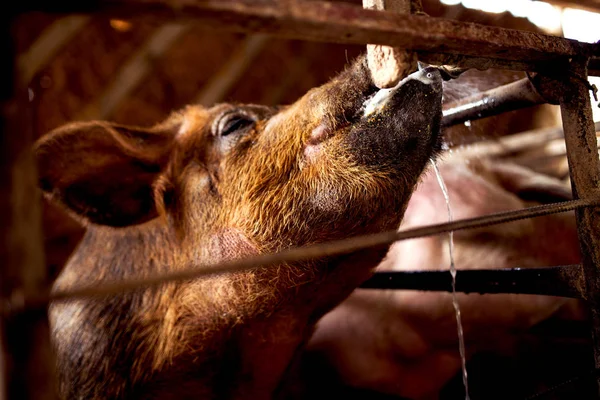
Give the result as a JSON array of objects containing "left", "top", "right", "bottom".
[
  {"left": 363, "top": 0, "right": 416, "bottom": 88},
  {"left": 79, "top": 22, "right": 188, "bottom": 120},
  {"left": 194, "top": 34, "right": 268, "bottom": 106},
  {"left": 18, "top": 16, "right": 89, "bottom": 85}
]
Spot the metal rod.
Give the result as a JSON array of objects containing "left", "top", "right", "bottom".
[
  {"left": 0, "top": 12, "right": 57, "bottom": 400},
  {"left": 559, "top": 58, "right": 600, "bottom": 397},
  {"left": 360, "top": 265, "right": 587, "bottom": 299},
  {"left": 442, "top": 77, "right": 548, "bottom": 128},
  {"left": 446, "top": 122, "right": 600, "bottom": 161},
  {"left": 15, "top": 0, "right": 600, "bottom": 73},
  {"left": 2, "top": 197, "right": 597, "bottom": 316}
]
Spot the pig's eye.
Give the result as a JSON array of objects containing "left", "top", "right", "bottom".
[{"left": 215, "top": 111, "right": 256, "bottom": 138}]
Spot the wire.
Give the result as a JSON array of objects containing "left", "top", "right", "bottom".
[{"left": 3, "top": 196, "right": 599, "bottom": 315}]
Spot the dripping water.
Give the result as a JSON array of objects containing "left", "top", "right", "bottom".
[{"left": 430, "top": 158, "right": 470, "bottom": 400}]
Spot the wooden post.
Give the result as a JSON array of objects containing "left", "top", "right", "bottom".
[
  {"left": 0, "top": 12, "right": 57, "bottom": 400},
  {"left": 362, "top": 0, "right": 418, "bottom": 88}
]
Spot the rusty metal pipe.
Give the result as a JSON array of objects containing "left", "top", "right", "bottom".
[
  {"left": 442, "top": 76, "right": 551, "bottom": 128},
  {"left": 559, "top": 59, "right": 600, "bottom": 397}
]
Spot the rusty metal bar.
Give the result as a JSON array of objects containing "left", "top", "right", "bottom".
[
  {"left": 0, "top": 12, "right": 57, "bottom": 400},
  {"left": 442, "top": 76, "right": 550, "bottom": 128},
  {"left": 559, "top": 58, "right": 600, "bottom": 396},
  {"left": 360, "top": 265, "right": 586, "bottom": 299},
  {"left": 14, "top": 0, "right": 600, "bottom": 73}
]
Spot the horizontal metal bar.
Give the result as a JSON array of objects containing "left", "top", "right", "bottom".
[
  {"left": 1, "top": 197, "right": 597, "bottom": 316},
  {"left": 15, "top": 0, "right": 600, "bottom": 73},
  {"left": 361, "top": 265, "right": 586, "bottom": 299}
]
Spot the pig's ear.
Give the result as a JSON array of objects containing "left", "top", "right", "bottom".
[
  {"left": 489, "top": 162, "right": 573, "bottom": 204},
  {"left": 35, "top": 120, "right": 176, "bottom": 227}
]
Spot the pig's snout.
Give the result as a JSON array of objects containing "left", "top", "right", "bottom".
[
  {"left": 363, "top": 66, "right": 443, "bottom": 117},
  {"left": 343, "top": 64, "right": 443, "bottom": 174}
]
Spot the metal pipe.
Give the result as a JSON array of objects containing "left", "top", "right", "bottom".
[
  {"left": 559, "top": 58, "right": 600, "bottom": 397},
  {"left": 442, "top": 76, "right": 550, "bottom": 127},
  {"left": 360, "top": 265, "right": 586, "bottom": 299}
]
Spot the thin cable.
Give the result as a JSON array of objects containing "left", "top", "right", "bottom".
[{"left": 3, "top": 196, "right": 599, "bottom": 314}]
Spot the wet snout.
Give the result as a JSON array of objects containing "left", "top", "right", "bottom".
[
  {"left": 344, "top": 66, "right": 444, "bottom": 173},
  {"left": 363, "top": 66, "right": 443, "bottom": 117}
]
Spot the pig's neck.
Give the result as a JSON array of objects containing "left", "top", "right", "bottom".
[{"left": 53, "top": 219, "right": 385, "bottom": 399}]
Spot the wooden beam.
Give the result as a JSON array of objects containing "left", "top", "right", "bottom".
[
  {"left": 260, "top": 43, "right": 321, "bottom": 105},
  {"left": 78, "top": 22, "right": 188, "bottom": 120},
  {"left": 18, "top": 16, "right": 90, "bottom": 85},
  {"left": 0, "top": 13, "right": 56, "bottom": 400},
  {"left": 194, "top": 34, "right": 268, "bottom": 106},
  {"left": 363, "top": 0, "right": 416, "bottom": 88},
  {"left": 18, "top": 0, "right": 600, "bottom": 73}
]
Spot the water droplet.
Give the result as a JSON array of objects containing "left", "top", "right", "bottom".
[{"left": 464, "top": 120, "right": 472, "bottom": 127}]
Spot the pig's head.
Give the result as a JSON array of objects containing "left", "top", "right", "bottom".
[
  {"left": 38, "top": 57, "right": 443, "bottom": 400},
  {"left": 36, "top": 57, "right": 442, "bottom": 258}
]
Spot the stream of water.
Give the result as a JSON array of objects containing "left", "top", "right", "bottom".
[{"left": 430, "top": 159, "right": 470, "bottom": 400}]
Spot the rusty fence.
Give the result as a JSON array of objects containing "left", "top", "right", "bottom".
[{"left": 2, "top": 1, "right": 600, "bottom": 399}]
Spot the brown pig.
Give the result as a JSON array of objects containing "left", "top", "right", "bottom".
[
  {"left": 305, "top": 158, "right": 584, "bottom": 400},
  {"left": 35, "top": 58, "right": 443, "bottom": 399}
]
